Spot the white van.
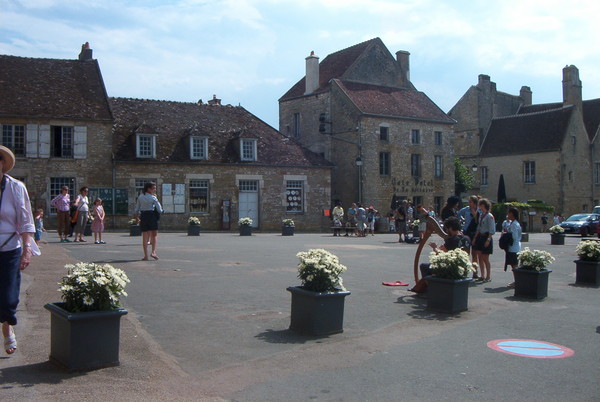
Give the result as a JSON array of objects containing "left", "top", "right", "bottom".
[{"left": 594, "top": 206, "right": 600, "bottom": 214}]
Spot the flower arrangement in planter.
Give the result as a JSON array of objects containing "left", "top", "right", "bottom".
[
  {"left": 238, "top": 217, "right": 253, "bottom": 236},
  {"left": 44, "top": 262, "right": 130, "bottom": 370},
  {"left": 128, "top": 218, "right": 141, "bottom": 236},
  {"left": 517, "top": 247, "right": 555, "bottom": 271},
  {"left": 574, "top": 240, "right": 600, "bottom": 285},
  {"left": 282, "top": 219, "right": 295, "bottom": 236},
  {"left": 128, "top": 218, "right": 137, "bottom": 226},
  {"left": 58, "top": 262, "right": 130, "bottom": 312},
  {"left": 410, "top": 219, "right": 420, "bottom": 229},
  {"left": 513, "top": 247, "right": 555, "bottom": 299},
  {"left": 549, "top": 225, "right": 565, "bottom": 245},
  {"left": 288, "top": 249, "right": 350, "bottom": 335},
  {"left": 188, "top": 216, "right": 201, "bottom": 226},
  {"left": 296, "top": 248, "right": 347, "bottom": 292},
  {"left": 238, "top": 217, "right": 253, "bottom": 226},
  {"left": 429, "top": 249, "right": 475, "bottom": 279},
  {"left": 425, "top": 249, "right": 475, "bottom": 313}
]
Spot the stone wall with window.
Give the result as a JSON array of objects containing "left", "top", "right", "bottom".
[
  {"left": 5, "top": 119, "right": 114, "bottom": 227},
  {"left": 113, "top": 162, "right": 332, "bottom": 231}
]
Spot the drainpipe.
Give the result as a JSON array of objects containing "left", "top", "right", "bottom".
[{"left": 112, "top": 152, "right": 116, "bottom": 230}]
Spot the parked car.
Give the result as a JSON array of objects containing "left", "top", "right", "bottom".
[{"left": 559, "top": 213, "right": 600, "bottom": 236}]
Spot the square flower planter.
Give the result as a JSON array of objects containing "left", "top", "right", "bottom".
[
  {"left": 187, "top": 225, "right": 201, "bottom": 236},
  {"left": 44, "top": 302, "right": 128, "bottom": 371},
  {"left": 550, "top": 233, "right": 565, "bottom": 245},
  {"left": 282, "top": 226, "right": 294, "bottom": 236},
  {"left": 424, "top": 276, "right": 472, "bottom": 313},
  {"left": 239, "top": 225, "right": 252, "bottom": 236},
  {"left": 575, "top": 260, "right": 600, "bottom": 286},
  {"left": 129, "top": 225, "right": 141, "bottom": 236},
  {"left": 287, "top": 286, "right": 350, "bottom": 335},
  {"left": 512, "top": 268, "right": 552, "bottom": 299}
]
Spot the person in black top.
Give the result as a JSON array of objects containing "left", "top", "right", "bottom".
[{"left": 440, "top": 195, "right": 461, "bottom": 220}]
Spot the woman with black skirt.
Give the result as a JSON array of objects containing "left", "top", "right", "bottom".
[{"left": 135, "top": 182, "right": 163, "bottom": 261}]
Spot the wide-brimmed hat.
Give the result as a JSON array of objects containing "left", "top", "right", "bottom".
[{"left": 0, "top": 146, "right": 15, "bottom": 174}]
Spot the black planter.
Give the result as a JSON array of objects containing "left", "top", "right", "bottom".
[
  {"left": 287, "top": 286, "right": 350, "bottom": 336},
  {"left": 550, "top": 233, "right": 565, "bottom": 245},
  {"left": 575, "top": 260, "right": 600, "bottom": 286},
  {"left": 521, "top": 233, "right": 529, "bottom": 242},
  {"left": 44, "top": 302, "right": 128, "bottom": 371},
  {"left": 187, "top": 225, "right": 201, "bottom": 236},
  {"left": 282, "top": 226, "right": 295, "bottom": 236},
  {"left": 512, "top": 268, "right": 552, "bottom": 299},
  {"left": 240, "top": 225, "right": 252, "bottom": 236},
  {"left": 129, "top": 225, "right": 141, "bottom": 236},
  {"left": 84, "top": 224, "right": 92, "bottom": 236},
  {"left": 425, "top": 276, "right": 472, "bottom": 313}
]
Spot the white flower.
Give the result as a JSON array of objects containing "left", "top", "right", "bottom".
[{"left": 83, "top": 295, "right": 94, "bottom": 305}]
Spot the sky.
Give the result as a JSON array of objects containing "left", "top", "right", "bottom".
[{"left": 1, "top": 0, "right": 599, "bottom": 129}]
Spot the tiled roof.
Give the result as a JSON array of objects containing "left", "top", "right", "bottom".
[
  {"left": 279, "top": 38, "right": 382, "bottom": 101},
  {"left": 110, "top": 97, "right": 332, "bottom": 167},
  {"left": 335, "top": 80, "right": 455, "bottom": 124},
  {"left": 518, "top": 102, "right": 563, "bottom": 115},
  {"left": 0, "top": 55, "right": 112, "bottom": 121},
  {"left": 480, "top": 106, "right": 573, "bottom": 157}
]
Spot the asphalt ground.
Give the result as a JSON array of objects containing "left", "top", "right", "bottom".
[{"left": 1, "top": 229, "right": 599, "bottom": 401}]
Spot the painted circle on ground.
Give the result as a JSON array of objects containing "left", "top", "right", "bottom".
[{"left": 487, "top": 339, "right": 574, "bottom": 359}]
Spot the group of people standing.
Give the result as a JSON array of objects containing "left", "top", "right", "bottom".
[
  {"left": 332, "top": 202, "right": 378, "bottom": 237},
  {"left": 50, "top": 186, "right": 106, "bottom": 244}
]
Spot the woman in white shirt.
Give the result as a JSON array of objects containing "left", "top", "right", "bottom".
[
  {"left": 73, "top": 186, "right": 89, "bottom": 242},
  {"left": 135, "top": 182, "right": 163, "bottom": 261}
]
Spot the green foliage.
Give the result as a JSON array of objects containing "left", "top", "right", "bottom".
[
  {"left": 454, "top": 158, "right": 473, "bottom": 195},
  {"left": 526, "top": 200, "right": 555, "bottom": 212}
]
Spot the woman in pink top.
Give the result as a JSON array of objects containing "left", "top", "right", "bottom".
[{"left": 50, "top": 185, "right": 71, "bottom": 242}]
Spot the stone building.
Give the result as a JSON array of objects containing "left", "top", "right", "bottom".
[
  {"left": 1, "top": 45, "right": 333, "bottom": 231},
  {"left": 279, "top": 38, "right": 455, "bottom": 215},
  {"left": 110, "top": 97, "right": 333, "bottom": 231},
  {"left": 0, "top": 44, "right": 114, "bottom": 227},
  {"left": 450, "top": 66, "right": 600, "bottom": 216}
]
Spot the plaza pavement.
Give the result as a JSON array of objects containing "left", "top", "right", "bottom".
[{"left": 1, "top": 230, "right": 599, "bottom": 401}]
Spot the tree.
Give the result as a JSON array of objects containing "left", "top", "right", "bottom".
[{"left": 454, "top": 158, "right": 474, "bottom": 195}]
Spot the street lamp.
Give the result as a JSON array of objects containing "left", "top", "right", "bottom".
[
  {"left": 355, "top": 156, "right": 363, "bottom": 166},
  {"left": 471, "top": 164, "right": 478, "bottom": 172}
]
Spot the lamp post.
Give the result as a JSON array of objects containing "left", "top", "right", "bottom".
[{"left": 355, "top": 156, "right": 363, "bottom": 204}]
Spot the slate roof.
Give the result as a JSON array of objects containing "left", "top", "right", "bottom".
[
  {"left": 279, "top": 38, "right": 382, "bottom": 101},
  {"left": 110, "top": 97, "right": 332, "bottom": 167},
  {"left": 519, "top": 98, "right": 600, "bottom": 141},
  {"left": 480, "top": 106, "right": 573, "bottom": 157},
  {"left": 0, "top": 55, "right": 112, "bottom": 121},
  {"left": 334, "top": 80, "right": 455, "bottom": 124}
]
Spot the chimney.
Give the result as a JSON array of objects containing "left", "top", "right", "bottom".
[
  {"left": 208, "top": 94, "right": 221, "bottom": 106},
  {"left": 477, "top": 74, "right": 496, "bottom": 93},
  {"left": 304, "top": 51, "right": 320, "bottom": 95},
  {"left": 519, "top": 86, "right": 532, "bottom": 106},
  {"left": 562, "top": 65, "right": 582, "bottom": 108},
  {"left": 396, "top": 50, "right": 410, "bottom": 85},
  {"left": 78, "top": 42, "right": 93, "bottom": 61}
]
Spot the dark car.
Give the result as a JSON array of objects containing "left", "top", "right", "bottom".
[{"left": 559, "top": 213, "right": 600, "bottom": 236}]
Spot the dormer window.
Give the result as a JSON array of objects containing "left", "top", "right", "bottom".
[
  {"left": 190, "top": 136, "right": 208, "bottom": 160},
  {"left": 240, "top": 138, "right": 257, "bottom": 161},
  {"left": 136, "top": 134, "right": 156, "bottom": 158}
]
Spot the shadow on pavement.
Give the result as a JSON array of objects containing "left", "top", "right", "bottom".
[
  {"left": 0, "top": 361, "right": 86, "bottom": 388},
  {"left": 255, "top": 329, "right": 325, "bottom": 344}
]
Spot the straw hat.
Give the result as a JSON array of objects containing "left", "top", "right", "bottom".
[{"left": 0, "top": 145, "right": 16, "bottom": 174}]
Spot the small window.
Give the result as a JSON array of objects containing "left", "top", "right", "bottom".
[
  {"left": 524, "top": 161, "right": 536, "bottom": 184},
  {"left": 2, "top": 124, "right": 25, "bottom": 156},
  {"left": 594, "top": 163, "right": 600, "bottom": 185},
  {"left": 434, "top": 196, "right": 443, "bottom": 215},
  {"left": 411, "top": 129, "right": 421, "bottom": 145},
  {"left": 190, "top": 136, "right": 208, "bottom": 160},
  {"left": 51, "top": 126, "right": 73, "bottom": 158},
  {"left": 286, "top": 180, "right": 304, "bottom": 212},
  {"left": 434, "top": 131, "right": 442, "bottom": 146},
  {"left": 411, "top": 154, "right": 420, "bottom": 177},
  {"left": 379, "top": 126, "right": 389, "bottom": 141},
  {"left": 379, "top": 152, "right": 390, "bottom": 176},
  {"left": 568, "top": 171, "right": 573, "bottom": 182},
  {"left": 136, "top": 134, "right": 156, "bottom": 158},
  {"left": 434, "top": 155, "right": 443, "bottom": 178},
  {"left": 189, "top": 180, "right": 209, "bottom": 213},
  {"left": 240, "top": 139, "right": 257, "bottom": 161},
  {"left": 481, "top": 167, "right": 488, "bottom": 186}
]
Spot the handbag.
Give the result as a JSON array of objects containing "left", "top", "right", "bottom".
[
  {"left": 499, "top": 231, "right": 514, "bottom": 250},
  {"left": 70, "top": 210, "right": 79, "bottom": 224}
]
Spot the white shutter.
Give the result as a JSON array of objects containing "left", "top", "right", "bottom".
[
  {"left": 162, "top": 183, "right": 174, "bottom": 213},
  {"left": 73, "top": 126, "right": 87, "bottom": 159},
  {"left": 174, "top": 183, "right": 185, "bottom": 213},
  {"left": 26, "top": 124, "right": 39, "bottom": 158},
  {"left": 39, "top": 125, "right": 51, "bottom": 158}
]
